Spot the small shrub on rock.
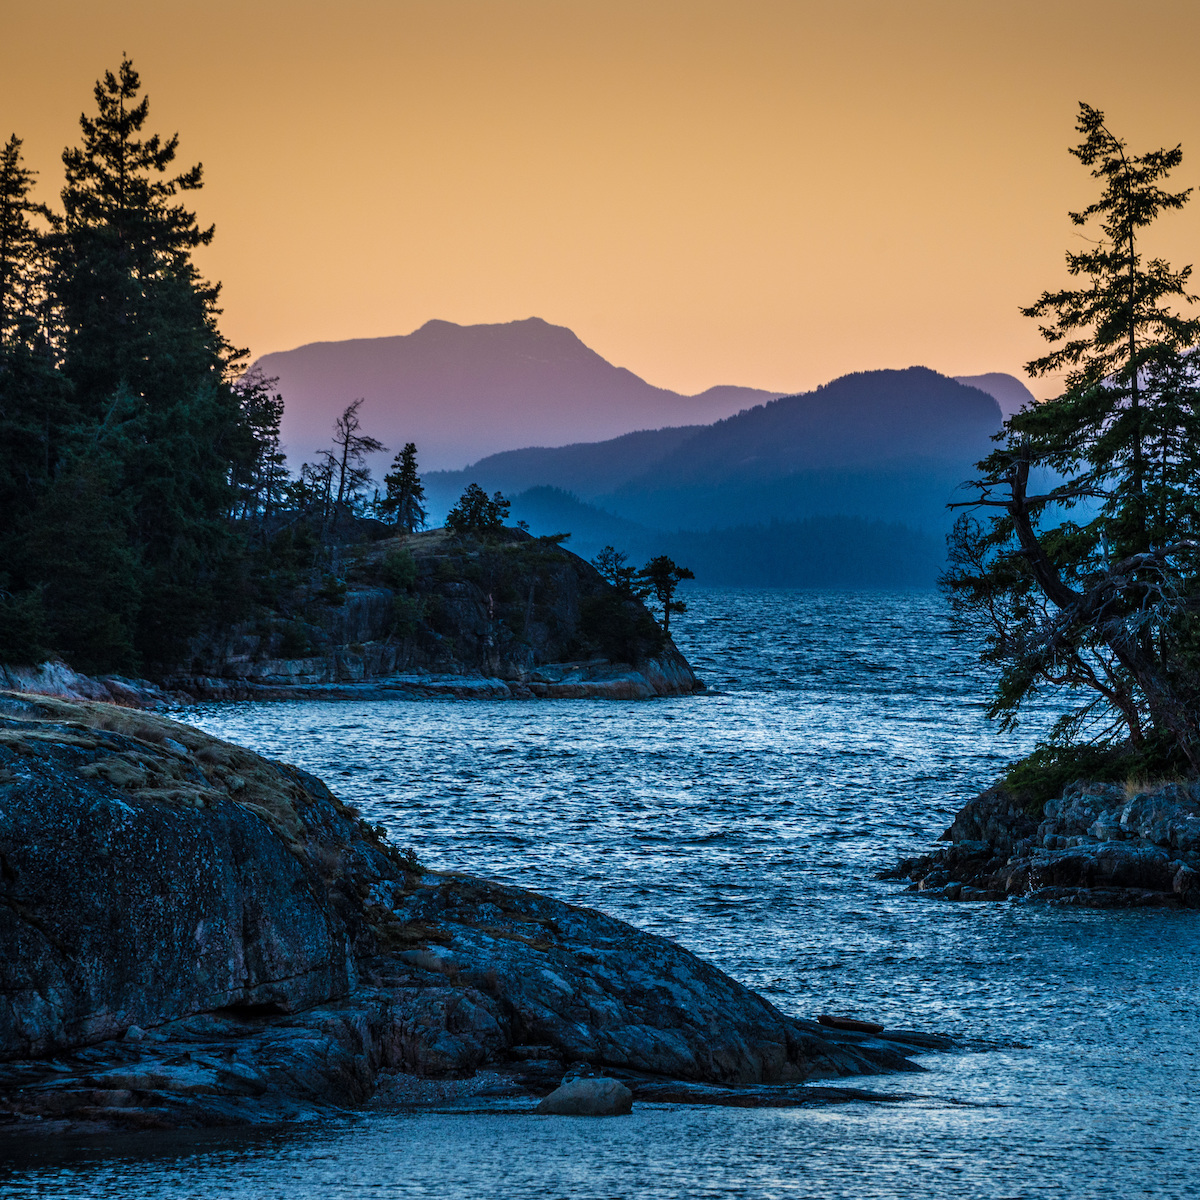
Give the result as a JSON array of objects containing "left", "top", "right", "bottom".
[{"left": 380, "top": 548, "right": 418, "bottom": 592}]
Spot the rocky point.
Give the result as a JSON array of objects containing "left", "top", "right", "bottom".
[
  {"left": 883, "top": 780, "right": 1200, "bottom": 907},
  {"left": 1, "top": 692, "right": 950, "bottom": 1136}
]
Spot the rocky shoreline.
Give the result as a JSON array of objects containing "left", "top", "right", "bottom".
[
  {"left": 1, "top": 693, "right": 948, "bottom": 1136},
  {"left": 882, "top": 780, "right": 1200, "bottom": 908},
  {"left": 0, "top": 527, "right": 710, "bottom": 709},
  {"left": 0, "top": 648, "right": 703, "bottom": 710}
]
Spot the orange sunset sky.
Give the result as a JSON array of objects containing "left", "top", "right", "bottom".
[{"left": 5, "top": 0, "right": 1199, "bottom": 399}]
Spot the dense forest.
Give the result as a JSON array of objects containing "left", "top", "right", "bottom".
[{"left": 0, "top": 61, "right": 441, "bottom": 675}]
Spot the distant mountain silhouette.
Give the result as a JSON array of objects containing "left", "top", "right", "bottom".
[
  {"left": 618, "top": 367, "right": 1001, "bottom": 486},
  {"left": 430, "top": 425, "right": 704, "bottom": 501},
  {"left": 953, "top": 372, "right": 1036, "bottom": 420},
  {"left": 429, "top": 367, "right": 1004, "bottom": 536},
  {"left": 506, "top": 488, "right": 943, "bottom": 588},
  {"left": 255, "top": 317, "right": 782, "bottom": 471}
]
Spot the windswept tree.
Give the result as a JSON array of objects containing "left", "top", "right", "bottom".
[
  {"left": 944, "top": 103, "right": 1200, "bottom": 773},
  {"left": 592, "top": 545, "right": 649, "bottom": 599},
  {"left": 445, "top": 483, "right": 510, "bottom": 536},
  {"left": 639, "top": 555, "right": 694, "bottom": 636},
  {"left": 328, "top": 398, "right": 385, "bottom": 512},
  {"left": 378, "top": 442, "right": 427, "bottom": 532}
]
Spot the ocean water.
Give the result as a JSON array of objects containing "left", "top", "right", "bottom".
[{"left": 3, "top": 588, "right": 1198, "bottom": 1199}]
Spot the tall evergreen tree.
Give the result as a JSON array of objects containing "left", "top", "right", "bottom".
[
  {"left": 31, "top": 58, "right": 250, "bottom": 665},
  {"left": 0, "top": 134, "right": 44, "bottom": 346},
  {"left": 945, "top": 104, "right": 1200, "bottom": 770},
  {"left": 378, "top": 442, "right": 427, "bottom": 532},
  {"left": 1016, "top": 103, "right": 1200, "bottom": 556},
  {"left": 0, "top": 134, "right": 66, "bottom": 654},
  {"left": 52, "top": 58, "right": 236, "bottom": 410}
]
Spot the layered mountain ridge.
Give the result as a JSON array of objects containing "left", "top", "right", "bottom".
[
  {"left": 424, "top": 367, "right": 1016, "bottom": 579},
  {"left": 257, "top": 317, "right": 782, "bottom": 471},
  {"left": 254, "top": 318, "right": 1035, "bottom": 586}
]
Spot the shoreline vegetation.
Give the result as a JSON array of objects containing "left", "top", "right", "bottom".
[{"left": 0, "top": 526, "right": 704, "bottom": 704}]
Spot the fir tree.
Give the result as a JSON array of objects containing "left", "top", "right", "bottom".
[
  {"left": 445, "top": 483, "right": 510, "bottom": 536},
  {"left": 638, "top": 555, "right": 694, "bottom": 636},
  {"left": 53, "top": 57, "right": 237, "bottom": 411},
  {"left": 36, "top": 58, "right": 249, "bottom": 665},
  {"left": 945, "top": 104, "right": 1200, "bottom": 770},
  {"left": 0, "top": 134, "right": 66, "bottom": 654},
  {"left": 379, "top": 442, "right": 427, "bottom": 532},
  {"left": 0, "top": 134, "right": 45, "bottom": 346},
  {"left": 227, "top": 367, "right": 288, "bottom": 526}
]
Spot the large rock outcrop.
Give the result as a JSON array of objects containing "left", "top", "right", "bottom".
[
  {"left": 884, "top": 780, "right": 1200, "bottom": 907},
  {"left": 1, "top": 529, "right": 705, "bottom": 704},
  {"left": 170, "top": 527, "right": 705, "bottom": 700},
  {"left": 1, "top": 694, "right": 946, "bottom": 1135}
]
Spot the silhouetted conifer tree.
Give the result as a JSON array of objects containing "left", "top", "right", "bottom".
[
  {"left": 329, "top": 398, "right": 385, "bottom": 512},
  {"left": 446, "top": 483, "right": 510, "bottom": 536},
  {"left": 638, "top": 555, "right": 694, "bottom": 635},
  {"left": 945, "top": 103, "right": 1200, "bottom": 771},
  {"left": 379, "top": 442, "right": 427, "bottom": 532}
]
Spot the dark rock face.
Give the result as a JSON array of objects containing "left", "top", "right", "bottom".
[
  {"left": 1, "top": 530, "right": 705, "bottom": 703},
  {"left": 883, "top": 780, "right": 1200, "bottom": 908},
  {"left": 1, "top": 694, "right": 944, "bottom": 1136},
  {"left": 172, "top": 528, "right": 704, "bottom": 701}
]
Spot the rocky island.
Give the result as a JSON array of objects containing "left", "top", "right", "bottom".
[
  {"left": 1, "top": 692, "right": 949, "bottom": 1136},
  {"left": 0, "top": 528, "right": 704, "bottom": 707}
]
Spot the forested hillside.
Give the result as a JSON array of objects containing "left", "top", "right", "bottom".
[
  {"left": 426, "top": 367, "right": 1004, "bottom": 526},
  {"left": 0, "top": 61, "right": 284, "bottom": 671}
]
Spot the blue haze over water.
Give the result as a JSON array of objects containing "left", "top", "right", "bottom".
[{"left": 3, "top": 588, "right": 1198, "bottom": 1198}]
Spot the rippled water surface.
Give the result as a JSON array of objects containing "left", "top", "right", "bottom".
[{"left": 4, "top": 589, "right": 1198, "bottom": 1199}]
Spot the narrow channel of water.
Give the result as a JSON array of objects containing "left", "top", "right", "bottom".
[{"left": 4, "top": 589, "right": 1196, "bottom": 1199}]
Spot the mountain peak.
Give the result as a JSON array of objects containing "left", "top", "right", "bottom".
[{"left": 256, "top": 319, "right": 781, "bottom": 470}]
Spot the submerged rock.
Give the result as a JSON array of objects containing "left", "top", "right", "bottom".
[
  {"left": 882, "top": 779, "right": 1200, "bottom": 908},
  {"left": 0, "top": 693, "right": 945, "bottom": 1136}
]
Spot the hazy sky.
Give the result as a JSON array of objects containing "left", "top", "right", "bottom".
[{"left": 5, "top": 1, "right": 1199, "bottom": 397}]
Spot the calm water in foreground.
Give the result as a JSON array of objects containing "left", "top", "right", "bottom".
[{"left": 3, "top": 588, "right": 1198, "bottom": 1199}]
